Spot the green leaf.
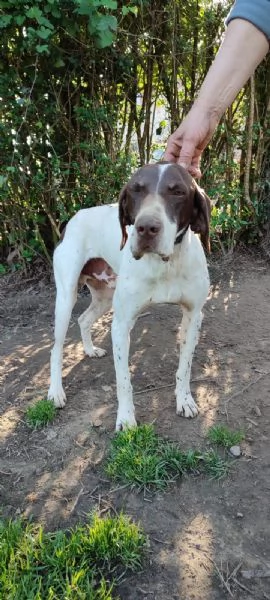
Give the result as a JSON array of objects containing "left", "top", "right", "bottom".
[
  {"left": 103, "top": 0, "right": 117, "bottom": 8},
  {"left": 26, "top": 6, "right": 43, "bottom": 20},
  {"left": 0, "top": 264, "right": 7, "bottom": 275},
  {"left": 51, "top": 8, "right": 61, "bottom": 18},
  {"left": 0, "top": 14, "right": 12, "bottom": 28},
  {"left": 37, "top": 15, "right": 54, "bottom": 29},
  {"left": 122, "top": 5, "right": 137, "bottom": 16},
  {"left": 75, "top": 0, "right": 94, "bottom": 16},
  {"left": 36, "top": 44, "right": 49, "bottom": 53},
  {"left": 15, "top": 15, "right": 26, "bottom": 25},
  {"left": 97, "top": 29, "right": 116, "bottom": 47},
  {"left": 54, "top": 57, "right": 65, "bottom": 67},
  {"left": 26, "top": 7, "right": 54, "bottom": 29},
  {"left": 96, "top": 14, "right": 117, "bottom": 32},
  {"left": 37, "top": 26, "right": 53, "bottom": 39},
  {"left": 26, "top": 26, "right": 36, "bottom": 38},
  {"left": 0, "top": 175, "right": 8, "bottom": 187}
]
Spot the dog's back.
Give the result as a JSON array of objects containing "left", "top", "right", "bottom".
[{"left": 55, "top": 204, "right": 123, "bottom": 276}]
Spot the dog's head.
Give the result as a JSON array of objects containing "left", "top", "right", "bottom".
[{"left": 119, "top": 162, "right": 211, "bottom": 260}]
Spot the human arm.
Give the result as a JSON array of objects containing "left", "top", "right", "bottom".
[{"left": 164, "top": 16, "right": 269, "bottom": 177}]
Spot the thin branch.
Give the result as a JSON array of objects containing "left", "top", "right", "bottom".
[
  {"left": 244, "top": 75, "right": 255, "bottom": 207},
  {"left": 11, "top": 56, "right": 39, "bottom": 167},
  {"left": 134, "top": 377, "right": 209, "bottom": 396}
]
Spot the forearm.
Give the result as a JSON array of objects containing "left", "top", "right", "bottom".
[{"left": 194, "top": 19, "right": 269, "bottom": 120}]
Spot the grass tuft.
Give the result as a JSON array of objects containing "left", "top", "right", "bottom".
[
  {"left": 202, "top": 449, "right": 231, "bottom": 479},
  {"left": 0, "top": 513, "right": 146, "bottom": 599},
  {"left": 207, "top": 424, "right": 245, "bottom": 448},
  {"left": 106, "top": 424, "right": 230, "bottom": 491},
  {"left": 25, "top": 398, "right": 57, "bottom": 429}
]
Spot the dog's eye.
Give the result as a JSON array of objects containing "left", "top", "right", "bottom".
[
  {"left": 132, "top": 182, "right": 145, "bottom": 192},
  {"left": 168, "top": 185, "right": 185, "bottom": 196}
]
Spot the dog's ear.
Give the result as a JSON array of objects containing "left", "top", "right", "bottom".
[
  {"left": 119, "top": 184, "right": 132, "bottom": 250},
  {"left": 190, "top": 183, "right": 211, "bottom": 252}
]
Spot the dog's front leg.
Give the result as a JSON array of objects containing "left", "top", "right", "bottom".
[
  {"left": 111, "top": 311, "right": 137, "bottom": 430},
  {"left": 175, "top": 308, "right": 203, "bottom": 418}
]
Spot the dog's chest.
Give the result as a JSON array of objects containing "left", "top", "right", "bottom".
[
  {"left": 149, "top": 264, "right": 190, "bottom": 304},
  {"left": 136, "top": 255, "right": 199, "bottom": 304},
  {"left": 118, "top": 239, "right": 209, "bottom": 311}
]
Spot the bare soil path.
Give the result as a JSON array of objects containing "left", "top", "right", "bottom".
[{"left": 1, "top": 253, "right": 270, "bottom": 599}]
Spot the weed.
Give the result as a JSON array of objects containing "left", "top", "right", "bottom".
[
  {"left": 202, "top": 449, "right": 231, "bottom": 479},
  {"left": 106, "top": 424, "right": 231, "bottom": 491},
  {"left": 0, "top": 513, "right": 146, "bottom": 599},
  {"left": 25, "top": 399, "right": 57, "bottom": 429},
  {"left": 207, "top": 424, "right": 245, "bottom": 448}
]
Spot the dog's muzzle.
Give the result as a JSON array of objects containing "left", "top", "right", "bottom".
[{"left": 132, "top": 215, "right": 163, "bottom": 259}]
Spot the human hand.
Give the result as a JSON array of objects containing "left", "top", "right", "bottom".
[{"left": 163, "top": 105, "right": 220, "bottom": 178}]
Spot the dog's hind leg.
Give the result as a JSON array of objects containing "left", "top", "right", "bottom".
[
  {"left": 78, "top": 284, "right": 114, "bottom": 358},
  {"left": 48, "top": 244, "right": 82, "bottom": 408},
  {"left": 48, "top": 282, "right": 78, "bottom": 407}
]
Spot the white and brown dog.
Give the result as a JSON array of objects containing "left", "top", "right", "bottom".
[{"left": 48, "top": 163, "right": 210, "bottom": 430}]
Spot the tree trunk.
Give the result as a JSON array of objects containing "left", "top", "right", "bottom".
[{"left": 243, "top": 76, "right": 255, "bottom": 209}]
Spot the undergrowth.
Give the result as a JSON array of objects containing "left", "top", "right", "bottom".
[
  {"left": 106, "top": 424, "right": 232, "bottom": 491},
  {"left": 207, "top": 424, "right": 245, "bottom": 448},
  {"left": 0, "top": 512, "right": 146, "bottom": 599},
  {"left": 25, "top": 399, "right": 57, "bottom": 429}
]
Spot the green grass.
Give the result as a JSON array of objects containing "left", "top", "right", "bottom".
[
  {"left": 0, "top": 513, "right": 146, "bottom": 599},
  {"left": 106, "top": 424, "right": 231, "bottom": 491},
  {"left": 25, "top": 399, "right": 57, "bottom": 429},
  {"left": 207, "top": 424, "right": 245, "bottom": 448}
]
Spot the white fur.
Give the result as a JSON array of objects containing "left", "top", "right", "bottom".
[{"left": 48, "top": 194, "right": 209, "bottom": 428}]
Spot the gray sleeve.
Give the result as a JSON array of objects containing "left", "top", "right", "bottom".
[{"left": 226, "top": 0, "right": 270, "bottom": 40}]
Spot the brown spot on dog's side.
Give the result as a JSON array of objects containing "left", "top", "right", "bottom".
[{"left": 79, "top": 258, "right": 117, "bottom": 290}]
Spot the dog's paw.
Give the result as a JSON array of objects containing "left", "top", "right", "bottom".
[
  {"left": 47, "top": 387, "right": 66, "bottom": 408},
  {"left": 84, "top": 346, "right": 107, "bottom": 358},
  {"left": 176, "top": 393, "right": 198, "bottom": 418},
  {"left": 116, "top": 412, "right": 137, "bottom": 431}
]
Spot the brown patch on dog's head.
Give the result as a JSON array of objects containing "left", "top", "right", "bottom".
[
  {"left": 119, "top": 163, "right": 211, "bottom": 252},
  {"left": 118, "top": 168, "right": 156, "bottom": 249},
  {"left": 190, "top": 183, "right": 211, "bottom": 252},
  {"left": 157, "top": 164, "right": 211, "bottom": 251},
  {"left": 161, "top": 164, "right": 195, "bottom": 232},
  {"left": 119, "top": 184, "right": 131, "bottom": 250}
]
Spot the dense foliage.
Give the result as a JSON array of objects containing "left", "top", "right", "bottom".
[{"left": 0, "top": 0, "right": 269, "bottom": 269}]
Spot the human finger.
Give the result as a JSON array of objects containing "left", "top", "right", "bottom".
[
  {"left": 163, "top": 140, "right": 181, "bottom": 162},
  {"left": 177, "top": 139, "right": 197, "bottom": 169}
]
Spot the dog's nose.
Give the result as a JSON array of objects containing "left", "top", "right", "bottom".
[{"left": 136, "top": 217, "right": 161, "bottom": 238}]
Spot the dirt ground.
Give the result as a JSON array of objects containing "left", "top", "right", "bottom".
[{"left": 1, "top": 252, "right": 270, "bottom": 599}]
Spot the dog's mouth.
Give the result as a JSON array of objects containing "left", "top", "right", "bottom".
[{"left": 132, "top": 248, "right": 171, "bottom": 262}]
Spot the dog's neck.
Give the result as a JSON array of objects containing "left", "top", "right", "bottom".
[{"left": 174, "top": 224, "right": 189, "bottom": 245}]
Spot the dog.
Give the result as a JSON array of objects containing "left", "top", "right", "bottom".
[{"left": 48, "top": 162, "right": 210, "bottom": 430}]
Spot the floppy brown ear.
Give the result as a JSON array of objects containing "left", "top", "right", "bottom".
[
  {"left": 118, "top": 185, "right": 132, "bottom": 250},
  {"left": 190, "top": 183, "right": 211, "bottom": 252}
]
